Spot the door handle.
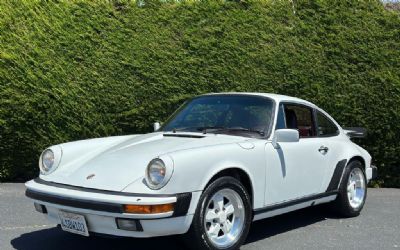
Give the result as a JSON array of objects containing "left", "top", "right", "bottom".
[{"left": 318, "top": 146, "right": 329, "bottom": 154}]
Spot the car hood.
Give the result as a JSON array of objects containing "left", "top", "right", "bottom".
[{"left": 41, "top": 132, "right": 247, "bottom": 192}]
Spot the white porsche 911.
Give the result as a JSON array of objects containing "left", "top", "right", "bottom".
[{"left": 26, "top": 93, "right": 377, "bottom": 250}]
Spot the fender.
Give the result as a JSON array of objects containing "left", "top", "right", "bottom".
[{"left": 326, "top": 155, "right": 369, "bottom": 193}]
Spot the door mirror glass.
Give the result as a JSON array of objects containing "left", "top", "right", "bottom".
[
  {"left": 272, "top": 129, "right": 299, "bottom": 148},
  {"left": 153, "top": 122, "right": 161, "bottom": 131}
]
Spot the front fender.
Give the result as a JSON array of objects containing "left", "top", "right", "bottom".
[{"left": 123, "top": 141, "right": 267, "bottom": 209}]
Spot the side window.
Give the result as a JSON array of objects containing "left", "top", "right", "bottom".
[
  {"left": 316, "top": 111, "right": 339, "bottom": 136},
  {"left": 283, "top": 104, "right": 316, "bottom": 138}
]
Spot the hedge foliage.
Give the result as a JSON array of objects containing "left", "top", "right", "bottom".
[{"left": 1, "top": 0, "right": 399, "bottom": 186}]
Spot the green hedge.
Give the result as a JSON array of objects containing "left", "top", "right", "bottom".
[{"left": 1, "top": 0, "right": 399, "bottom": 186}]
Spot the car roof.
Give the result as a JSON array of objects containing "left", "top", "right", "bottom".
[{"left": 202, "top": 92, "right": 317, "bottom": 107}]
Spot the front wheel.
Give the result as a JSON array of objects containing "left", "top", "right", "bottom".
[
  {"left": 332, "top": 160, "right": 367, "bottom": 217},
  {"left": 185, "top": 176, "right": 252, "bottom": 250}
]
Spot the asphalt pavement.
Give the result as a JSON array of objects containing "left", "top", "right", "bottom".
[{"left": 0, "top": 183, "right": 399, "bottom": 250}]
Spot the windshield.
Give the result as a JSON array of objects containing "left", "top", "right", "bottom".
[{"left": 161, "top": 95, "right": 274, "bottom": 138}]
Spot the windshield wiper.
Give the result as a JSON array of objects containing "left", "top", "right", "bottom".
[
  {"left": 204, "top": 127, "right": 265, "bottom": 136},
  {"left": 171, "top": 126, "right": 224, "bottom": 133},
  {"left": 170, "top": 126, "right": 265, "bottom": 137},
  {"left": 171, "top": 127, "right": 192, "bottom": 133}
]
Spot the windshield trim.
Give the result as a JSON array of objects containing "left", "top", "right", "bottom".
[{"left": 160, "top": 94, "right": 276, "bottom": 139}]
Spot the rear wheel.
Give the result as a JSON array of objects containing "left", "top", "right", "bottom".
[
  {"left": 332, "top": 160, "right": 367, "bottom": 217},
  {"left": 185, "top": 176, "right": 252, "bottom": 250}
]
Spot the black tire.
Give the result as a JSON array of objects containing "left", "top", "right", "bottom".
[
  {"left": 184, "top": 176, "right": 252, "bottom": 250},
  {"left": 331, "top": 160, "right": 367, "bottom": 217}
]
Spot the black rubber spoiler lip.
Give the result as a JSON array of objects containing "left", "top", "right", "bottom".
[
  {"left": 26, "top": 188, "right": 124, "bottom": 213},
  {"left": 343, "top": 127, "right": 367, "bottom": 138}
]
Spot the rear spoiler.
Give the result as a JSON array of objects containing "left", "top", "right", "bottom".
[{"left": 343, "top": 127, "right": 367, "bottom": 138}]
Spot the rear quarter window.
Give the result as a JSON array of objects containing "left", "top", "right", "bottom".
[{"left": 316, "top": 111, "right": 339, "bottom": 136}]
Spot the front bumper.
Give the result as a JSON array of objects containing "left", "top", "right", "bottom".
[{"left": 25, "top": 178, "right": 200, "bottom": 237}]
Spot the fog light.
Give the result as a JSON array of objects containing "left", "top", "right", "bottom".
[
  {"left": 116, "top": 218, "right": 143, "bottom": 231},
  {"left": 34, "top": 203, "right": 47, "bottom": 214}
]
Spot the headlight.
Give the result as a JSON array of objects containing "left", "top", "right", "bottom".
[
  {"left": 41, "top": 149, "right": 55, "bottom": 172},
  {"left": 145, "top": 158, "right": 173, "bottom": 190},
  {"left": 39, "top": 146, "right": 62, "bottom": 175}
]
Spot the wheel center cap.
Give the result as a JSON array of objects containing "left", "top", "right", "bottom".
[{"left": 219, "top": 212, "right": 227, "bottom": 223}]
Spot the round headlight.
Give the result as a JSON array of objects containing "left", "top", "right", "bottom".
[
  {"left": 41, "top": 149, "right": 55, "bottom": 172},
  {"left": 145, "top": 158, "right": 172, "bottom": 190},
  {"left": 39, "top": 146, "right": 62, "bottom": 175}
]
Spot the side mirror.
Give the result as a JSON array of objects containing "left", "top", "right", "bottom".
[
  {"left": 272, "top": 129, "right": 299, "bottom": 149},
  {"left": 153, "top": 122, "right": 161, "bottom": 131}
]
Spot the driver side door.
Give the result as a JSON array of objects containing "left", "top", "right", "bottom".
[{"left": 264, "top": 103, "right": 329, "bottom": 205}]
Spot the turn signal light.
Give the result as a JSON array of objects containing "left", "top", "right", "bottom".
[{"left": 123, "top": 203, "right": 174, "bottom": 214}]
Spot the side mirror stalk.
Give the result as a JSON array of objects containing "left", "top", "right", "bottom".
[{"left": 272, "top": 135, "right": 280, "bottom": 149}]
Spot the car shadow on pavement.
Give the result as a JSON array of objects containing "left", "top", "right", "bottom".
[
  {"left": 10, "top": 227, "right": 186, "bottom": 250},
  {"left": 11, "top": 205, "right": 339, "bottom": 250},
  {"left": 244, "top": 204, "right": 339, "bottom": 246}
]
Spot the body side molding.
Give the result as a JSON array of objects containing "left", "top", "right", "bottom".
[{"left": 254, "top": 191, "right": 338, "bottom": 215}]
